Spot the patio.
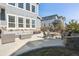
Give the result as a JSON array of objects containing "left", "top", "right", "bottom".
[
  {"left": 0, "top": 32, "right": 64, "bottom": 56},
  {"left": 0, "top": 33, "right": 43, "bottom": 56},
  {"left": 11, "top": 35, "right": 64, "bottom": 56}
]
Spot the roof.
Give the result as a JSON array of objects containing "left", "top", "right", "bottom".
[
  {"left": 42, "top": 14, "right": 58, "bottom": 20},
  {"left": 42, "top": 14, "right": 65, "bottom": 21}
]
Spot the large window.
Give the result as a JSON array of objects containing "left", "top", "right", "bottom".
[
  {"left": 26, "top": 19, "right": 30, "bottom": 28},
  {"left": 18, "top": 17, "right": 23, "bottom": 28},
  {"left": 0, "top": 8, "right": 5, "bottom": 20},
  {"left": 26, "top": 3, "right": 30, "bottom": 11},
  {"left": 32, "top": 20, "right": 35, "bottom": 28},
  {"left": 8, "top": 3, "right": 15, "bottom": 6},
  {"left": 18, "top": 3, "right": 24, "bottom": 9},
  {"left": 8, "top": 15, "right": 15, "bottom": 28},
  {"left": 32, "top": 5, "right": 35, "bottom": 12}
]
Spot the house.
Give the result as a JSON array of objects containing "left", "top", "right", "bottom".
[
  {"left": 0, "top": 3, "right": 41, "bottom": 34},
  {"left": 41, "top": 14, "right": 65, "bottom": 28}
]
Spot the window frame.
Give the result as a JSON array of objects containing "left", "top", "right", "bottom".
[
  {"left": 18, "top": 17, "right": 24, "bottom": 28},
  {"left": 8, "top": 15, "right": 15, "bottom": 28},
  {"left": 0, "top": 8, "right": 5, "bottom": 20},
  {"left": 18, "top": 3, "right": 24, "bottom": 9},
  {"left": 26, "top": 3, "right": 30, "bottom": 11},
  {"left": 26, "top": 18, "right": 30, "bottom": 28},
  {"left": 32, "top": 5, "right": 35, "bottom": 12},
  {"left": 32, "top": 20, "right": 35, "bottom": 28}
]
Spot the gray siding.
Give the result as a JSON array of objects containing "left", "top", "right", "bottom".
[{"left": 0, "top": 3, "right": 41, "bottom": 30}]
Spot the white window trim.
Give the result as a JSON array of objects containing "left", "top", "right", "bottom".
[
  {"left": 30, "top": 17, "right": 36, "bottom": 29},
  {"left": 18, "top": 17, "right": 24, "bottom": 28},
  {"left": 7, "top": 3, "right": 37, "bottom": 14},
  {"left": 18, "top": 3, "right": 24, "bottom": 9},
  {"left": 26, "top": 18, "right": 30, "bottom": 28},
  {"left": 32, "top": 5, "right": 36, "bottom": 13},
  {"left": 17, "top": 15, "right": 26, "bottom": 29},
  {"left": 7, "top": 14, "right": 16, "bottom": 29},
  {"left": 30, "top": 4, "right": 32, "bottom": 12},
  {"left": 6, "top": 14, "right": 37, "bottom": 30},
  {"left": 25, "top": 17, "right": 36, "bottom": 29},
  {"left": 32, "top": 19, "right": 36, "bottom": 28}
]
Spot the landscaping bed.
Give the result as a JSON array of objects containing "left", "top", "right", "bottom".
[{"left": 18, "top": 46, "right": 79, "bottom": 56}]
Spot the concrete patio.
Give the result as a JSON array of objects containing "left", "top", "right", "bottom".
[
  {"left": 0, "top": 33, "right": 43, "bottom": 56},
  {"left": 11, "top": 35, "right": 64, "bottom": 56},
  {"left": 0, "top": 33, "right": 64, "bottom": 56}
]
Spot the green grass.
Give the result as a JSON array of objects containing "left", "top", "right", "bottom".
[{"left": 18, "top": 46, "right": 79, "bottom": 56}]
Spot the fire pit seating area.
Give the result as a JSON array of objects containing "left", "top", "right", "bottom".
[{"left": 1, "top": 31, "right": 33, "bottom": 44}]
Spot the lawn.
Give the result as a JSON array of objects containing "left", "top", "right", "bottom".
[{"left": 18, "top": 46, "right": 79, "bottom": 56}]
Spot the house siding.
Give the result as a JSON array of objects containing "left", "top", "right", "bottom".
[{"left": 0, "top": 3, "right": 41, "bottom": 31}]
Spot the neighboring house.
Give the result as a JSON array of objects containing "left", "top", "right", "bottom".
[
  {"left": 41, "top": 14, "right": 65, "bottom": 28},
  {"left": 0, "top": 3, "right": 41, "bottom": 33}
]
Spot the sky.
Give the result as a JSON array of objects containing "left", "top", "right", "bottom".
[{"left": 39, "top": 3, "right": 79, "bottom": 23}]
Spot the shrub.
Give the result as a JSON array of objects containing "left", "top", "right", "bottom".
[{"left": 66, "top": 20, "right": 79, "bottom": 33}]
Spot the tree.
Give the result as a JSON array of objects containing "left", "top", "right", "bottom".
[
  {"left": 65, "top": 20, "right": 79, "bottom": 49},
  {"left": 52, "top": 20, "right": 65, "bottom": 32},
  {"left": 41, "top": 24, "right": 47, "bottom": 38},
  {"left": 49, "top": 24, "right": 54, "bottom": 32},
  {"left": 66, "top": 20, "right": 79, "bottom": 33}
]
